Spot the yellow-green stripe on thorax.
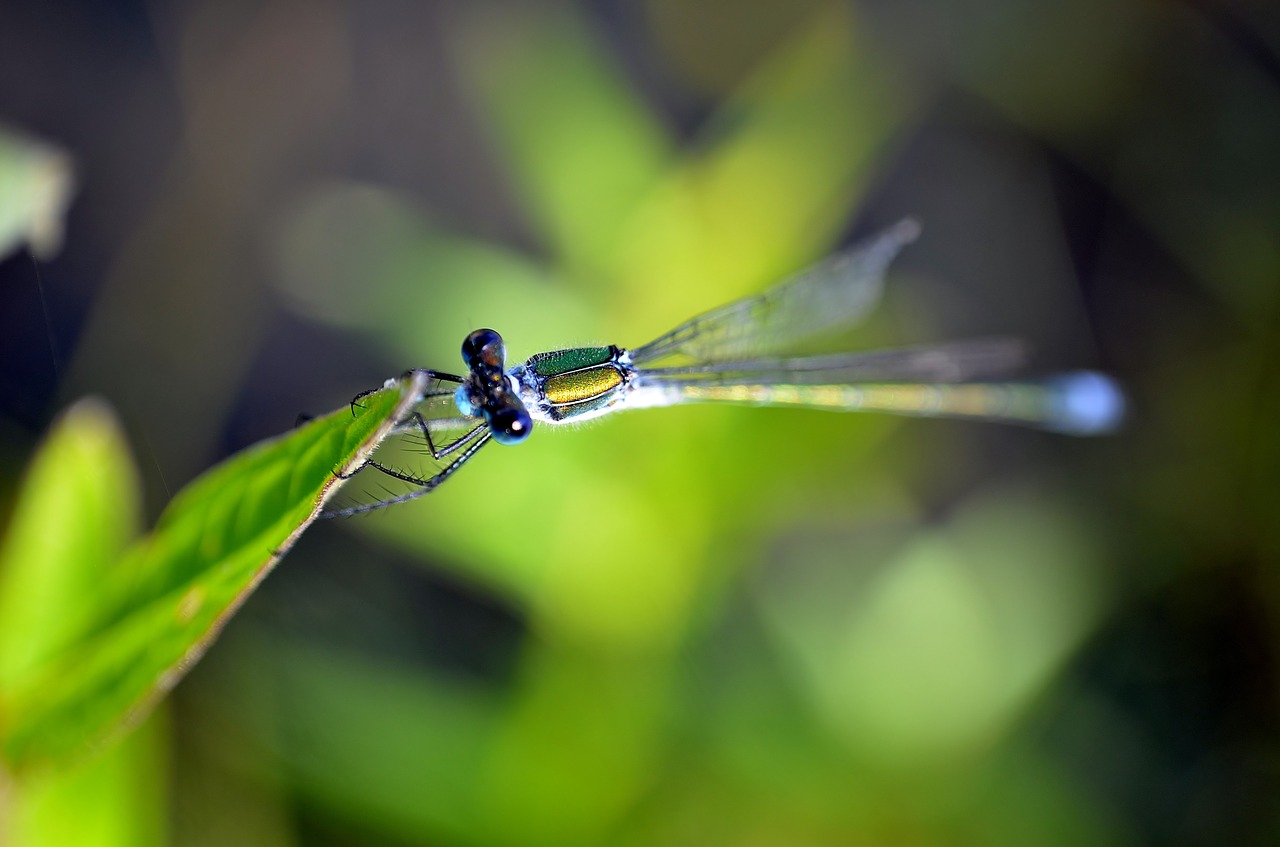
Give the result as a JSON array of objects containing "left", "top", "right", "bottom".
[{"left": 524, "top": 346, "right": 628, "bottom": 421}]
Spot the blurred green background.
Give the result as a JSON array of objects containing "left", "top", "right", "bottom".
[{"left": 1, "top": 0, "right": 1277, "bottom": 845}]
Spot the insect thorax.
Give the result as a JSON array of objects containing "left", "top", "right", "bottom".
[{"left": 517, "top": 346, "right": 630, "bottom": 422}]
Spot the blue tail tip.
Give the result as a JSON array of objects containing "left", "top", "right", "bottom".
[{"left": 1048, "top": 371, "right": 1127, "bottom": 435}]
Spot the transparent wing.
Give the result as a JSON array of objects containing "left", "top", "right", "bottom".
[
  {"left": 321, "top": 371, "right": 493, "bottom": 518},
  {"left": 629, "top": 219, "right": 920, "bottom": 366},
  {"left": 633, "top": 338, "right": 1028, "bottom": 387}
]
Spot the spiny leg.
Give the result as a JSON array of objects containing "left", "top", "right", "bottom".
[
  {"left": 337, "top": 368, "right": 470, "bottom": 479},
  {"left": 386, "top": 416, "right": 486, "bottom": 463},
  {"left": 320, "top": 429, "right": 493, "bottom": 518},
  {"left": 362, "top": 420, "right": 486, "bottom": 483},
  {"left": 348, "top": 368, "right": 465, "bottom": 415}
]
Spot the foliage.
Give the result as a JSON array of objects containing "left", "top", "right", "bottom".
[
  {"left": 0, "top": 375, "right": 425, "bottom": 839},
  {"left": 0, "top": 126, "right": 75, "bottom": 260},
  {"left": 2, "top": 0, "right": 1276, "bottom": 844}
]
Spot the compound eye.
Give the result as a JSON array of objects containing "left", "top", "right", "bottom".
[
  {"left": 486, "top": 402, "right": 533, "bottom": 445},
  {"left": 462, "top": 328, "right": 505, "bottom": 369}
]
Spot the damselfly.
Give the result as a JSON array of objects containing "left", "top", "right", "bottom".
[{"left": 324, "top": 220, "right": 1123, "bottom": 517}]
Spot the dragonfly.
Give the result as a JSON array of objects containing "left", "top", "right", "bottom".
[{"left": 322, "top": 220, "right": 1123, "bottom": 517}]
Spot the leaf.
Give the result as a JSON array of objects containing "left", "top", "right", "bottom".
[
  {"left": 0, "top": 371, "right": 428, "bottom": 772},
  {"left": 0, "top": 126, "right": 76, "bottom": 260},
  {"left": 3, "top": 712, "right": 168, "bottom": 847},
  {"left": 268, "top": 182, "right": 595, "bottom": 365},
  {"left": 0, "top": 402, "right": 164, "bottom": 845},
  {"left": 0, "top": 400, "right": 141, "bottom": 691},
  {"left": 753, "top": 481, "right": 1108, "bottom": 766},
  {"left": 459, "top": 7, "right": 672, "bottom": 271}
]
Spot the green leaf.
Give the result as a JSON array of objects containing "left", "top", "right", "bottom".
[
  {"left": 0, "top": 371, "right": 428, "bottom": 772},
  {"left": 460, "top": 7, "right": 672, "bottom": 271},
  {"left": 0, "top": 400, "right": 141, "bottom": 690},
  {"left": 754, "top": 481, "right": 1108, "bottom": 766},
  {"left": 0, "top": 402, "right": 164, "bottom": 846},
  {"left": 269, "top": 183, "right": 595, "bottom": 365},
  {"left": 0, "top": 126, "right": 76, "bottom": 260},
  {"left": 3, "top": 712, "right": 168, "bottom": 847}
]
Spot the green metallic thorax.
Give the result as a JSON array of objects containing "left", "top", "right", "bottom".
[{"left": 522, "top": 346, "right": 629, "bottom": 422}]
